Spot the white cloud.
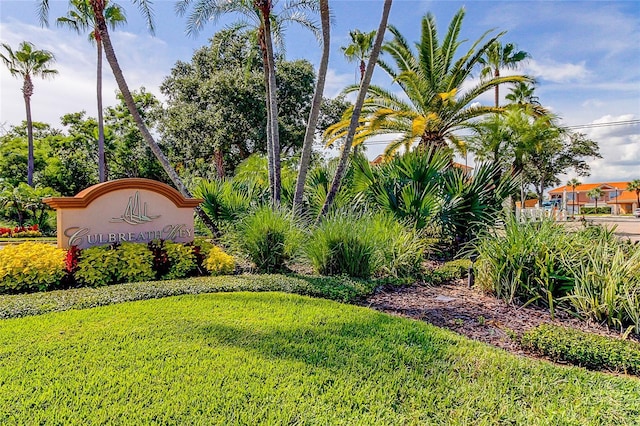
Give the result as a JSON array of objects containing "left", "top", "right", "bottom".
[
  {"left": 525, "top": 59, "right": 590, "bottom": 84},
  {"left": 565, "top": 114, "right": 640, "bottom": 183},
  {"left": 0, "top": 21, "right": 170, "bottom": 130},
  {"left": 323, "top": 68, "right": 353, "bottom": 99}
]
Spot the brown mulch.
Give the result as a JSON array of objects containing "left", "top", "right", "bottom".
[{"left": 363, "top": 279, "right": 638, "bottom": 357}]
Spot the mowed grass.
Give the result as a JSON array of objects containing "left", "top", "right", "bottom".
[{"left": 1, "top": 292, "right": 638, "bottom": 425}]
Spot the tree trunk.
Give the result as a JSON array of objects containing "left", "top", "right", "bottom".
[
  {"left": 92, "top": 5, "right": 219, "bottom": 236},
  {"left": 293, "top": 0, "right": 330, "bottom": 212},
  {"left": 23, "top": 76, "right": 34, "bottom": 187},
  {"left": 261, "top": 45, "right": 275, "bottom": 200},
  {"left": 214, "top": 148, "right": 224, "bottom": 179},
  {"left": 319, "top": 0, "right": 393, "bottom": 218},
  {"left": 261, "top": 12, "right": 281, "bottom": 206},
  {"left": 494, "top": 68, "right": 500, "bottom": 107},
  {"left": 97, "top": 39, "right": 106, "bottom": 182}
]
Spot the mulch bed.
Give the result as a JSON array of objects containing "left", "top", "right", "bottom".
[{"left": 363, "top": 279, "right": 638, "bottom": 357}]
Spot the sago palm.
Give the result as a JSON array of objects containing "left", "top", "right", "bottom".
[
  {"left": 57, "top": 0, "right": 126, "bottom": 182},
  {"left": 324, "top": 7, "right": 531, "bottom": 156},
  {"left": 0, "top": 41, "right": 57, "bottom": 187}
]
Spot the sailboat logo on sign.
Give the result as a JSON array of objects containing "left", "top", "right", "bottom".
[{"left": 110, "top": 191, "right": 161, "bottom": 225}]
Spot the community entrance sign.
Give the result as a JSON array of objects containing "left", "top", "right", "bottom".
[{"left": 44, "top": 178, "right": 203, "bottom": 249}]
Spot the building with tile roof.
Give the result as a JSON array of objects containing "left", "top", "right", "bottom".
[{"left": 548, "top": 182, "right": 639, "bottom": 214}]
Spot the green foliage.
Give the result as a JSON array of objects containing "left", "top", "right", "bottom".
[
  {"left": 475, "top": 219, "right": 577, "bottom": 310},
  {"left": 0, "top": 242, "right": 66, "bottom": 293},
  {"left": 426, "top": 259, "right": 472, "bottom": 285},
  {"left": 306, "top": 212, "right": 379, "bottom": 278},
  {"left": 522, "top": 324, "right": 640, "bottom": 376},
  {"left": 193, "top": 179, "right": 253, "bottom": 229},
  {"left": 113, "top": 242, "right": 155, "bottom": 283},
  {"left": 0, "top": 275, "right": 379, "bottom": 319},
  {"left": 74, "top": 245, "right": 119, "bottom": 287},
  {"left": 352, "top": 149, "right": 518, "bottom": 251},
  {"left": 203, "top": 246, "right": 235, "bottom": 276},
  {"left": 163, "top": 241, "right": 197, "bottom": 279},
  {"left": 0, "top": 182, "right": 59, "bottom": 230},
  {"left": 581, "top": 206, "right": 612, "bottom": 215},
  {"left": 232, "top": 206, "right": 303, "bottom": 272},
  {"left": 75, "top": 243, "right": 155, "bottom": 287},
  {"left": 369, "top": 213, "right": 426, "bottom": 278},
  {"left": 1, "top": 293, "right": 639, "bottom": 424},
  {"left": 159, "top": 30, "right": 317, "bottom": 179},
  {"left": 475, "top": 218, "right": 640, "bottom": 331}
]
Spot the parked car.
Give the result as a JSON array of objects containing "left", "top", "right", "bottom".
[{"left": 634, "top": 208, "right": 640, "bottom": 218}]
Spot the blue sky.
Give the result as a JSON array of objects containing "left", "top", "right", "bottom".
[{"left": 1, "top": 0, "right": 639, "bottom": 185}]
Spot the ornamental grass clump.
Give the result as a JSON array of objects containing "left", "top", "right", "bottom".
[
  {"left": 232, "top": 206, "right": 303, "bottom": 273},
  {"left": 0, "top": 242, "right": 65, "bottom": 292},
  {"left": 475, "top": 217, "right": 640, "bottom": 332},
  {"left": 306, "top": 212, "right": 380, "bottom": 278},
  {"left": 474, "top": 218, "right": 577, "bottom": 315}
]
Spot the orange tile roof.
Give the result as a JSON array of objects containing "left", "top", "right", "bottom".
[
  {"left": 606, "top": 190, "right": 639, "bottom": 204},
  {"left": 549, "top": 181, "right": 631, "bottom": 194}
]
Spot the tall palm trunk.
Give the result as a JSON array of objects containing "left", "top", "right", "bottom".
[
  {"left": 319, "top": 0, "right": 392, "bottom": 217},
  {"left": 494, "top": 68, "right": 500, "bottom": 107},
  {"left": 260, "top": 44, "right": 275, "bottom": 198},
  {"left": 23, "top": 76, "right": 35, "bottom": 187},
  {"left": 293, "top": 0, "right": 330, "bottom": 212},
  {"left": 91, "top": 3, "right": 219, "bottom": 235},
  {"left": 96, "top": 35, "right": 106, "bottom": 182},
  {"left": 261, "top": 9, "right": 281, "bottom": 205}
]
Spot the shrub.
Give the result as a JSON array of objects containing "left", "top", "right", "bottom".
[
  {"left": 521, "top": 324, "right": 640, "bottom": 376},
  {"left": 370, "top": 214, "right": 426, "bottom": 278},
  {"left": 563, "top": 241, "right": 640, "bottom": 333},
  {"left": 0, "top": 242, "right": 66, "bottom": 292},
  {"left": 475, "top": 218, "right": 640, "bottom": 330},
  {"left": 163, "top": 241, "right": 197, "bottom": 279},
  {"left": 204, "top": 246, "right": 235, "bottom": 276},
  {"left": 193, "top": 238, "right": 215, "bottom": 273},
  {"left": 233, "top": 206, "right": 302, "bottom": 272},
  {"left": 581, "top": 206, "right": 612, "bottom": 215},
  {"left": 306, "top": 212, "right": 379, "bottom": 278},
  {"left": 474, "top": 219, "right": 578, "bottom": 315},
  {"left": 0, "top": 224, "right": 41, "bottom": 238},
  {"left": 75, "top": 243, "right": 155, "bottom": 287},
  {"left": 75, "top": 245, "right": 120, "bottom": 287},
  {"left": 113, "top": 242, "right": 155, "bottom": 283},
  {"left": 427, "top": 259, "right": 472, "bottom": 285}
]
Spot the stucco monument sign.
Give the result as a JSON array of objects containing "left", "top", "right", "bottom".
[{"left": 44, "top": 178, "right": 203, "bottom": 249}]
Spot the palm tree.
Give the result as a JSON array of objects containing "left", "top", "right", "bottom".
[
  {"left": 627, "top": 179, "right": 640, "bottom": 208},
  {"left": 176, "top": 0, "right": 319, "bottom": 206},
  {"left": 319, "top": 0, "right": 392, "bottom": 217},
  {"left": 587, "top": 187, "right": 604, "bottom": 212},
  {"left": 567, "top": 178, "right": 581, "bottom": 217},
  {"left": 0, "top": 41, "right": 58, "bottom": 187},
  {"left": 293, "top": 0, "right": 330, "bottom": 212},
  {"left": 323, "top": 8, "right": 531, "bottom": 155},
  {"left": 342, "top": 29, "right": 376, "bottom": 83},
  {"left": 57, "top": 0, "right": 126, "bottom": 182},
  {"left": 505, "top": 81, "right": 548, "bottom": 117},
  {"left": 478, "top": 41, "right": 529, "bottom": 107},
  {"left": 39, "top": 0, "right": 219, "bottom": 234}
]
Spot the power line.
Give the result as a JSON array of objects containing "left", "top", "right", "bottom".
[{"left": 357, "top": 119, "right": 640, "bottom": 146}]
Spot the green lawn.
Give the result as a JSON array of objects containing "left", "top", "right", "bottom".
[{"left": 1, "top": 292, "right": 638, "bottom": 425}]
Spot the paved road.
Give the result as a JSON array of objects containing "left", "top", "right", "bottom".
[{"left": 581, "top": 216, "right": 640, "bottom": 242}]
